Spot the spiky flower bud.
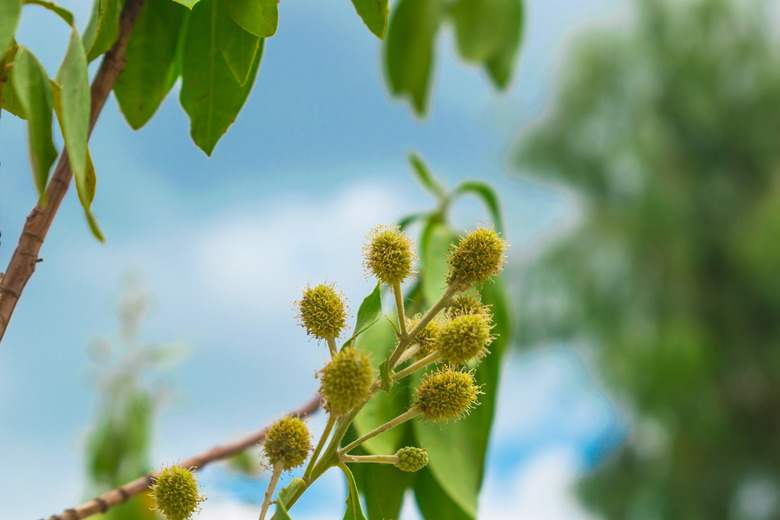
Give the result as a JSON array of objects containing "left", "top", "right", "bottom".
[
  {"left": 446, "top": 228, "right": 507, "bottom": 288},
  {"left": 445, "top": 293, "right": 492, "bottom": 323},
  {"left": 297, "top": 283, "right": 348, "bottom": 339},
  {"left": 407, "top": 315, "right": 443, "bottom": 359},
  {"left": 395, "top": 447, "right": 428, "bottom": 472},
  {"left": 264, "top": 416, "right": 313, "bottom": 471},
  {"left": 363, "top": 225, "right": 417, "bottom": 285},
  {"left": 149, "top": 465, "right": 205, "bottom": 520},
  {"left": 415, "top": 366, "right": 480, "bottom": 422},
  {"left": 319, "top": 348, "right": 373, "bottom": 416},
  {"left": 436, "top": 313, "right": 492, "bottom": 364}
]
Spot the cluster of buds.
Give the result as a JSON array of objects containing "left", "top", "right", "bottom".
[{"left": 149, "top": 465, "right": 206, "bottom": 520}]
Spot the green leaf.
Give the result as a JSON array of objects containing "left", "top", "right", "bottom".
[
  {"left": 408, "top": 152, "right": 446, "bottom": 200},
  {"left": 225, "top": 0, "right": 277, "bottom": 37},
  {"left": 218, "top": 4, "right": 262, "bottom": 86},
  {"left": 24, "top": 0, "right": 74, "bottom": 26},
  {"left": 351, "top": 0, "right": 388, "bottom": 39},
  {"left": 0, "top": 0, "right": 21, "bottom": 56},
  {"left": 351, "top": 461, "right": 413, "bottom": 520},
  {"left": 419, "top": 221, "right": 456, "bottom": 305},
  {"left": 414, "top": 468, "right": 473, "bottom": 520},
  {"left": 397, "top": 212, "right": 428, "bottom": 231},
  {"left": 54, "top": 27, "right": 90, "bottom": 207},
  {"left": 172, "top": 0, "right": 202, "bottom": 8},
  {"left": 383, "top": 0, "right": 443, "bottom": 116},
  {"left": 114, "top": 0, "right": 187, "bottom": 130},
  {"left": 2, "top": 66, "right": 28, "bottom": 119},
  {"left": 378, "top": 360, "right": 391, "bottom": 393},
  {"left": 485, "top": 0, "right": 523, "bottom": 89},
  {"left": 452, "top": 180, "right": 505, "bottom": 235},
  {"left": 342, "top": 282, "right": 382, "bottom": 350},
  {"left": 12, "top": 47, "right": 58, "bottom": 200},
  {"left": 339, "top": 464, "right": 368, "bottom": 520},
  {"left": 82, "top": 0, "right": 120, "bottom": 62},
  {"left": 272, "top": 477, "right": 306, "bottom": 520},
  {"left": 180, "top": 0, "right": 264, "bottom": 156}
]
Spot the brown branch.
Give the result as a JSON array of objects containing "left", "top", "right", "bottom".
[
  {"left": 44, "top": 393, "right": 323, "bottom": 520},
  {"left": 0, "top": 0, "right": 146, "bottom": 345}
]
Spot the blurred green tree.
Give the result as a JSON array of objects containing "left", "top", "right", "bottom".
[{"left": 516, "top": 0, "right": 780, "bottom": 518}]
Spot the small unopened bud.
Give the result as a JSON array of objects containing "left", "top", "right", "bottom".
[
  {"left": 445, "top": 293, "right": 492, "bottom": 323},
  {"left": 297, "top": 283, "right": 348, "bottom": 339},
  {"left": 264, "top": 416, "right": 313, "bottom": 471},
  {"left": 446, "top": 228, "right": 507, "bottom": 288},
  {"left": 395, "top": 447, "right": 428, "bottom": 472},
  {"left": 415, "top": 366, "right": 481, "bottom": 422},
  {"left": 319, "top": 348, "right": 373, "bottom": 416},
  {"left": 363, "top": 225, "right": 417, "bottom": 285},
  {"left": 149, "top": 465, "right": 205, "bottom": 520},
  {"left": 436, "top": 314, "right": 492, "bottom": 364},
  {"left": 407, "top": 315, "right": 443, "bottom": 359}
]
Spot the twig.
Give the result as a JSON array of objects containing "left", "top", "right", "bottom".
[
  {"left": 43, "top": 394, "right": 322, "bottom": 520},
  {"left": 259, "top": 462, "right": 284, "bottom": 520},
  {"left": 0, "top": 0, "right": 146, "bottom": 345}
]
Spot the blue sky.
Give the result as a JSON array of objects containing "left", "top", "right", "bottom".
[{"left": 0, "top": 0, "right": 629, "bottom": 518}]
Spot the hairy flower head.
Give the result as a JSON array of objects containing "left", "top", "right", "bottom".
[
  {"left": 319, "top": 347, "right": 373, "bottom": 416},
  {"left": 264, "top": 416, "right": 313, "bottom": 471},
  {"left": 363, "top": 225, "right": 417, "bottom": 285},
  {"left": 436, "top": 313, "right": 492, "bottom": 364},
  {"left": 395, "top": 447, "right": 428, "bottom": 472},
  {"left": 297, "top": 282, "right": 348, "bottom": 339},
  {"left": 446, "top": 228, "right": 507, "bottom": 288},
  {"left": 445, "top": 293, "right": 492, "bottom": 323},
  {"left": 415, "top": 366, "right": 481, "bottom": 422},
  {"left": 407, "top": 315, "right": 443, "bottom": 360},
  {"left": 149, "top": 464, "right": 205, "bottom": 520}
]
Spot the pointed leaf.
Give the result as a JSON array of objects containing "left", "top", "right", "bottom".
[
  {"left": 12, "top": 47, "right": 58, "bottom": 199},
  {"left": 0, "top": 0, "right": 21, "bottom": 56},
  {"left": 225, "top": 0, "right": 277, "bottom": 37},
  {"left": 351, "top": 0, "right": 388, "bottom": 39},
  {"left": 82, "top": 0, "right": 121, "bottom": 62},
  {"left": 172, "top": 0, "right": 202, "bottom": 8},
  {"left": 409, "top": 152, "right": 446, "bottom": 200},
  {"left": 452, "top": 180, "right": 505, "bottom": 235},
  {"left": 339, "top": 464, "right": 368, "bottom": 520},
  {"left": 180, "top": 0, "right": 264, "bottom": 155},
  {"left": 218, "top": 4, "right": 262, "bottom": 85},
  {"left": 486, "top": 0, "right": 523, "bottom": 88},
  {"left": 272, "top": 477, "right": 305, "bottom": 520},
  {"left": 114, "top": 0, "right": 187, "bottom": 129},
  {"left": 25, "top": 0, "right": 74, "bottom": 25},
  {"left": 2, "top": 66, "right": 28, "bottom": 119},
  {"left": 342, "top": 282, "right": 382, "bottom": 349}
]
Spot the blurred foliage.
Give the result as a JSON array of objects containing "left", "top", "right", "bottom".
[
  {"left": 84, "top": 277, "right": 185, "bottom": 520},
  {"left": 516, "top": 0, "right": 780, "bottom": 518}
]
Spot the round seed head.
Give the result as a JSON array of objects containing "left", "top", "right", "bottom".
[
  {"left": 446, "top": 228, "right": 507, "bottom": 288},
  {"left": 149, "top": 465, "right": 205, "bottom": 520},
  {"left": 319, "top": 348, "right": 373, "bottom": 416},
  {"left": 297, "top": 283, "right": 348, "bottom": 340},
  {"left": 264, "top": 416, "right": 313, "bottom": 471},
  {"left": 407, "top": 315, "right": 443, "bottom": 360},
  {"left": 445, "top": 293, "right": 492, "bottom": 324},
  {"left": 436, "top": 313, "right": 492, "bottom": 364},
  {"left": 363, "top": 225, "right": 417, "bottom": 285},
  {"left": 395, "top": 447, "right": 428, "bottom": 472},
  {"left": 415, "top": 366, "right": 481, "bottom": 422}
]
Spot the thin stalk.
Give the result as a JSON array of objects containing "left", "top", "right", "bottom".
[
  {"left": 259, "top": 462, "right": 284, "bottom": 520},
  {"left": 303, "top": 414, "right": 336, "bottom": 480},
  {"left": 395, "top": 344, "right": 420, "bottom": 366},
  {"left": 326, "top": 336, "right": 337, "bottom": 357},
  {"left": 391, "top": 352, "right": 442, "bottom": 382},
  {"left": 340, "top": 408, "right": 421, "bottom": 455},
  {"left": 341, "top": 454, "right": 399, "bottom": 464},
  {"left": 393, "top": 281, "right": 408, "bottom": 339}
]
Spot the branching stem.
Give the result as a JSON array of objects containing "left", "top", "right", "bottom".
[
  {"left": 392, "top": 352, "right": 442, "bottom": 382},
  {"left": 341, "top": 454, "right": 398, "bottom": 464},
  {"left": 339, "top": 408, "right": 421, "bottom": 455},
  {"left": 303, "top": 414, "right": 335, "bottom": 480}
]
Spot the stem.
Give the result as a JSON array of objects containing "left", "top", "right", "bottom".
[
  {"left": 259, "top": 462, "right": 284, "bottom": 520},
  {"left": 393, "top": 281, "right": 408, "bottom": 339},
  {"left": 341, "top": 454, "right": 399, "bottom": 464},
  {"left": 391, "top": 352, "right": 441, "bottom": 382},
  {"left": 326, "top": 336, "right": 337, "bottom": 357},
  {"left": 395, "top": 343, "right": 420, "bottom": 366},
  {"left": 340, "top": 408, "right": 421, "bottom": 455},
  {"left": 303, "top": 414, "right": 335, "bottom": 480}
]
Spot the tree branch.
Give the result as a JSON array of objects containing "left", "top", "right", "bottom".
[
  {"left": 43, "top": 394, "right": 322, "bottom": 520},
  {"left": 0, "top": 0, "right": 146, "bottom": 345}
]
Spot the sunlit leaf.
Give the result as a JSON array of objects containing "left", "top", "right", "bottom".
[
  {"left": 225, "top": 0, "right": 277, "bottom": 38},
  {"left": 24, "top": 0, "right": 74, "bottom": 26},
  {"left": 351, "top": 0, "right": 388, "bottom": 39},
  {"left": 339, "top": 464, "right": 368, "bottom": 520},
  {"left": 82, "top": 0, "right": 121, "bottom": 62},
  {"left": 218, "top": 4, "right": 262, "bottom": 86},
  {"left": 342, "top": 282, "right": 382, "bottom": 350},
  {"left": 171, "top": 0, "right": 201, "bottom": 8},
  {"left": 0, "top": 0, "right": 21, "bottom": 56}
]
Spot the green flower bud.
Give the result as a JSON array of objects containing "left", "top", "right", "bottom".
[
  {"left": 407, "top": 315, "right": 443, "bottom": 360},
  {"left": 395, "top": 447, "right": 428, "bottom": 472},
  {"left": 319, "top": 347, "right": 373, "bottom": 416},
  {"left": 446, "top": 228, "right": 507, "bottom": 288},
  {"left": 415, "top": 366, "right": 481, "bottom": 422},
  {"left": 297, "top": 283, "right": 349, "bottom": 340},
  {"left": 149, "top": 465, "right": 205, "bottom": 520},
  {"left": 264, "top": 416, "right": 313, "bottom": 471},
  {"left": 445, "top": 293, "right": 492, "bottom": 323},
  {"left": 363, "top": 224, "right": 417, "bottom": 285},
  {"left": 436, "top": 313, "right": 492, "bottom": 364}
]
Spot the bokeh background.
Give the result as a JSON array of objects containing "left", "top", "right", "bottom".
[{"left": 2, "top": 0, "right": 776, "bottom": 518}]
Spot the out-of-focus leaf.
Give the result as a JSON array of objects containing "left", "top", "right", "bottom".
[
  {"left": 419, "top": 221, "right": 456, "bottom": 305},
  {"left": 452, "top": 180, "right": 505, "bottom": 235},
  {"left": 82, "top": 0, "right": 120, "bottom": 62},
  {"left": 218, "top": 5, "right": 262, "bottom": 86},
  {"left": 409, "top": 152, "right": 446, "bottom": 200},
  {"left": 342, "top": 282, "right": 383, "bottom": 350},
  {"left": 484, "top": 0, "right": 523, "bottom": 88},
  {"left": 225, "top": 448, "right": 261, "bottom": 477},
  {"left": 225, "top": 0, "right": 277, "bottom": 37},
  {"left": 180, "top": 0, "right": 263, "bottom": 155},
  {"left": 114, "top": 0, "right": 187, "bottom": 130},
  {"left": 351, "top": 0, "right": 388, "bottom": 39},
  {"left": 397, "top": 212, "right": 428, "bottom": 231},
  {"left": 414, "top": 468, "right": 472, "bottom": 520},
  {"left": 25, "top": 0, "right": 74, "bottom": 25},
  {"left": 0, "top": 0, "right": 21, "bottom": 56},
  {"left": 12, "top": 46, "right": 58, "bottom": 200},
  {"left": 3, "top": 65, "right": 28, "bottom": 119},
  {"left": 339, "top": 464, "right": 368, "bottom": 520},
  {"left": 384, "top": 0, "right": 443, "bottom": 116},
  {"left": 351, "top": 460, "right": 413, "bottom": 520},
  {"left": 172, "top": 0, "right": 201, "bottom": 8}
]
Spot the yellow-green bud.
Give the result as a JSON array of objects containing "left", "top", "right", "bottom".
[
  {"left": 297, "top": 283, "right": 348, "bottom": 339},
  {"left": 407, "top": 315, "right": 443, "bottom": 360},
  {"left": 363, "top": 225, "right": 417, "bottom": 285},
  {"left": 149, "top": 465, "right": 205, "bottom": 520},
  {"left": 445, "top": 293, "right": 492, "bottom": 323},
  {"left": 395, "top": 447, "right": 428, "bottom": 472},
  {"left": 319, "top": 348, "right": 373, "bottom": 416},
  {"left": 415, "top": 366, "right": 480, "bottom": 422},
  {"left": 446, "top": 228, "right": 507, "bottom": 288},
  {"left": 436, "top": 314, "right": 492, "bottom": 364},
  {"left": 264, "top": 416, "right": 313, "bottom": 471}
]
